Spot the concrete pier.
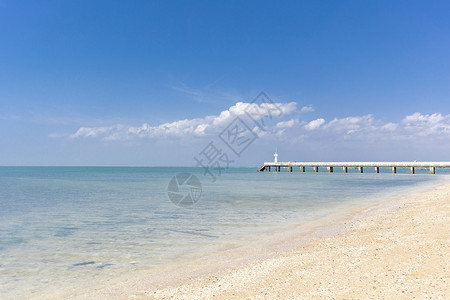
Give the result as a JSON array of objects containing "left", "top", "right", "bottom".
[{"left": 259, "top": 161, "right": 450, "bottom": 174}]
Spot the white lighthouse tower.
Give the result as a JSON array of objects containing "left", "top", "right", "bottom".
[{"left": 274, "top": 148, "right": 278, "bottom": 163}]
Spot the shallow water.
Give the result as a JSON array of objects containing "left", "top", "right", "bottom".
[{"left": 0, "top": 166, "right": 442, "bottom": 299}]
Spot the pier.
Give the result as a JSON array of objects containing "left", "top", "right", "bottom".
[{"left": 258, "top": 161, "right": 450, "bottom": 174}]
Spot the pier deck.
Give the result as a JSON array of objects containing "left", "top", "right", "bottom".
[{"left": 258, "top": 162, "right": 450, "bottom": 174}]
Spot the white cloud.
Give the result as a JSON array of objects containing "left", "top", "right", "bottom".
[
  {"left": 303, "top": 118, "right": 325, "bottom": 130},
  {"left": 266, "top": 112, "right": 450, "bottom": 161},
  {"left": 401, "top": 112, "right": 450, "bottom": 136},
  {"left": 278, "top": 112, "right": 450, "bottom": 142},
  {"left": 275, "top": 118, "right": 300, "bottom": 128},
  {"left": 67, "top": 101, "right": 297, "bottom": 141},
  {"left": 380, "top": 122, "right": 398, "bottom": 131},
  {"left": 60, "top": 100, "right": 450, "bottom": 147},
  {"left": 322, "top": 115, "right": 376, "bottom": 136},
  {"left": 300, "top": 104, "right": 315, "bottom": 113},
  {"left": 273, "top": 118, "right": 302, "bottom": 136}
]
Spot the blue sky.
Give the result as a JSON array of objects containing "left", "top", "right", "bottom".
[{"left": 1, "top": 0, "right": 449, "bottom": 166}]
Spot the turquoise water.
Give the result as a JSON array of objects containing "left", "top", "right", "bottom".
[{"left": 0, "top": 167, "right": 442, "bottom": 299}]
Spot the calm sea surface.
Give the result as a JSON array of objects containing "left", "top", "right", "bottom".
[{"left": 0, "top": 166, "right": 443, "bottom": 299}]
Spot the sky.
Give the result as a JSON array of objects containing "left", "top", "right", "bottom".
[{"left": 0, "top": 0, "right": 449, "bottom": 166}]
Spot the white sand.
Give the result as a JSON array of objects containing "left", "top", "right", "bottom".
[{"left": 137, "top": 180, "right": 450, "bottom": 299}]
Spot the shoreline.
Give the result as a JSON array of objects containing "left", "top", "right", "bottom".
[
  {"left": 133, "top": 178, "right": 450, "bottom": 299},
  {"left": 68, "top": 177, "right": 450, "bottom": 299}
]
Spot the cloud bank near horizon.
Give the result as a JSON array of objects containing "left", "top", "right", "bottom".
[
  {"left": 57, "top": 102, "right": 450, "bottom": 146},
  {"left": 62, "top": 102, "right": 298, "bottom": 140},
  {"left": 296, "top": 112, "right": 450, "bottom": 141}
]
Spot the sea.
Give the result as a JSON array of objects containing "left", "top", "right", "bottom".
[{"left": 0, "top": 166, "right": 445, "bottom": 299}]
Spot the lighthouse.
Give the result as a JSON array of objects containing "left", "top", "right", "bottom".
[{"left": 274, "top": 149, "right": 278, "bottom": 163}]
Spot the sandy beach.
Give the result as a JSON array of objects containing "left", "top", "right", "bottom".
[
  {"left": 136, "top": 179, "right": 450, "bottom": 299},
  {"left": 4, "top": 2, "right": 450, "bottom": 299}
]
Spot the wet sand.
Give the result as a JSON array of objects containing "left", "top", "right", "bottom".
[{"left": 138, "top": 180, "right": 450, "bottom": 299}]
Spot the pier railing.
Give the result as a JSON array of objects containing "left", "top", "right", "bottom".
[{"left": 258, "top": 162, "right": 450, "bottom": 174}]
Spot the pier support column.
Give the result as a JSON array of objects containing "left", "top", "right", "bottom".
[
  {"left": 343, "top": 166, "right": 348, "bottom": 173},
  {"left": 314, "top": 166, "right": 318, "bottom": 173},
  {"left": 375, "top": 167, "right": 380, "bottom": 173},
  {"left": 327, "top": 167, "right": 333, "bottom": 173},
  {"left": 289, "top": 166, "right": 293, "bottom": 172},
  {"left": 392, "top": 167, "right": 397, "bottom": 174},
  {"left": 430, "top": 167, "right": 436, "bottom": 174},
  {"left": 410, "top": 167, "right": 415, "bottom": 174},
  {"left": 268, "top": 166, "right": 271, "bottom": 172},
  {"left": 278, "top": 166, "right": 280, "bottom": 172},
  {"left": 359, "top": 167, "right": 364, "bottom": 173}
]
